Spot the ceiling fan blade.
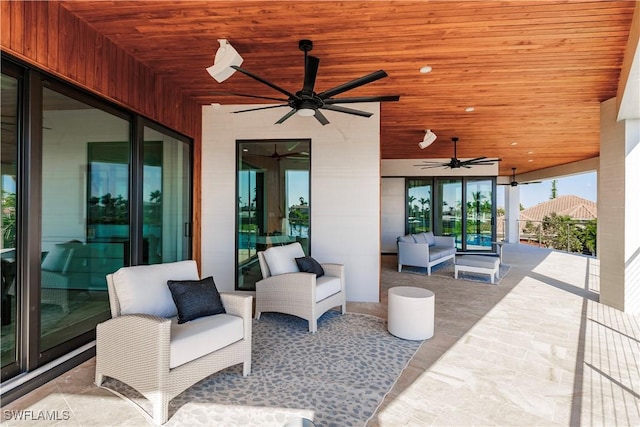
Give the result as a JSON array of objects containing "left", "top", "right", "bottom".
[
  {"left": 317, "top": 70, "right": 388, "bottom": 99},
  {"left": 323, "top": 95, "right": 400, "bottom": 105},
  {"left": 418, "top": 164, "right": 448, "bottom": 169},
  {"left": 275, "top": 109, "right": 297, "bottom": 124},
  {"left": 233, "top": 104, "right": 289, "bottom": 113},
  {"left": 302, "top": 56, "right": 320, "bottom": 93},
  {"left": 231, "top": 65, "right": 297, "bottom": 99},
  {"left": 321, "top": 105, "right": 373, "bottom": 117},
  {"left": 314, "top": 109, "right": 330, "bottom": 126},
  {"left": 211, "top": 91, "right": 288, "bottom": 102},
  {"left": 471, "top": 158, "right": 502, "bottom": 164},
  {"left": 462, "top": 157, "right": 487, "bottom": 163}
]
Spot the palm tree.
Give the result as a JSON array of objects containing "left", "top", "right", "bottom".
[{"left": 418, "top": 197, "right": 430, "bottom": 230}]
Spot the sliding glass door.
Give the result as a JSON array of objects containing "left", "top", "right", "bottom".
[
  {"left": 436, "top": 178, "right": 463, "bottom": 250},
  {"left": 1, "top": 56, "right": 193, "bottom": 383},
  {"left": 407, "top": 179, "right": 432, "bottom": 234},
  {"left": 1, "top": 68, "right": 20, "bottom": 376},
  {"left": 465, "top": 179, "right": 494, "bottom": 250},
  {"left": 406, "top": 176, "right": 496, "bottom": 252}
]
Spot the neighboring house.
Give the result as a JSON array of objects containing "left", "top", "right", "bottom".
[{"left": 497, "top": 194, "right": 597, "bottom": 237}]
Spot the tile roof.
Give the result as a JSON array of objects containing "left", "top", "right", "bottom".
[
  {"left": 497, "top": 195, "right": 597, "bottom": 234},
  {"left": 520, "top": 195, "right": 597, "bottom": 221}
]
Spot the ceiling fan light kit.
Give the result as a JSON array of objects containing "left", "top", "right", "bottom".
[
  {"left": 213, "top": 39, "right": 400, "bottom": 125},
  {"left": 418, "top": 129, "right": 437, "bottom": 149},
  {"left": 206, "top": 39, "right": 244, "bottom": 83}
]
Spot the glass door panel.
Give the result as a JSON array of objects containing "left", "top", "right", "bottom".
[
  {"left": 436, "top": 178, "right": 462, "bottom": 250},
  {"left": 143, "top": 126, "right": 191, "bottom": 264},
  {"left": 1, "top": 72, "right": 19, "bottom": 371},
  {"left": 41, "top": 87, "right": 128, "bottom": 352},
  {"left": 466, "top": 179, "right": 494, "bottom": 250},
  {"left": 407, "top": 179, "right": 432, "bottom": 234},
  {"left": 236, "top": 140, "right": 310, "bottom": 291}
]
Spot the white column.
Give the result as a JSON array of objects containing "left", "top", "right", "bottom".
[
  {"left": 504, "top": 185, "right": 520, "bottom": 244},
  {"left": 598, "top": 98, "right": 640, "bottom": 313}
]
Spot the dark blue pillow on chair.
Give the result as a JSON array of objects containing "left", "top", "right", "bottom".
[
  {"left": 295, "top": 256, "right": 325, "bottom": 277},
  {"left": 167, "top": 276, "right": 225, "bottom": 324}
]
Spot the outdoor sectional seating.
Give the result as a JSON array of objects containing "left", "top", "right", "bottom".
[{"left": 397, "top": 231, "right": 456, "bottom": 275}]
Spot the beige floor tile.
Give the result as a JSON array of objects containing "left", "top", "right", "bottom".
[{"left": 3, "top": 244, "right": 640, "bottom": 427}]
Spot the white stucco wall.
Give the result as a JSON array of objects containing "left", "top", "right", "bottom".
[
  {"left": 599, "top": 97, "right": 640, "bottom": 313},
  {"left": 201, "top": 104, "right": 382, "bottom": 302}
]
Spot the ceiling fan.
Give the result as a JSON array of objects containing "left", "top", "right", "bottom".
[
  {"left": 414, "top": 137, "right": 502, "bottom": 169},
  {"left": 499, "top": 167, "right": 542, "bottom": 186},
  {"left": 212, "top": 39, "right": 400, "bottom": 125},
  {"left": 255, "top": 144, "right": 307, "bottom": 161}
]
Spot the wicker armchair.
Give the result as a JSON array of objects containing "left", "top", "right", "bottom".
[
  {"left": 95, "top": 261, "right": 252, "bottom": 425},
  {"left": 255, "top": 242, "right": 346, "bottom": 333}
]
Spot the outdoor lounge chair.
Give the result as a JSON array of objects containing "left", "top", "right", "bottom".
[{"left": 255, "top": 242, "right": 346, "bottom": 333}]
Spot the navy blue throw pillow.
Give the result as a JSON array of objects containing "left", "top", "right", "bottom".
[
  {"left": 295, "top": 256, "right": 325, "bottom": 277},
  {"left": 167, "top": 276, "right": 225, "bottom": 324}
]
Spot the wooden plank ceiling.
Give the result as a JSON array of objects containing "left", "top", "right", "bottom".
[{"left": 59, "top": 0, "right": 636, "bottom": 175}]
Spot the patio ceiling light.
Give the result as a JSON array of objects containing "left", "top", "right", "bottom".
[
  {"left": 206, "top": 39, "right": 243, "bottom": 83},
  {"left": 418, "top": 129, "right": 437, "bottom": 149}
]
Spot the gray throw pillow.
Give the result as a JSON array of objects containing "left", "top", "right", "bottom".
[
  {"left": 167, "top": 276, "right": 225, "bottom": 324},
  {"left": 424, "top": 231, "right": 436, "bottom": 246},
  {"left": 295, "top": 256, "right": 325, "bottom": 277}
]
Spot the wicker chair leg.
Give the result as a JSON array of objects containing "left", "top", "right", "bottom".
[
  {"left": 94, "top": 372, "right": 104, "bottom": 386},
  {"left": 151, "top": 396, "right": 169, "bottom": 425},
  {"left": 309, "top": 319, "right": 317, "bottom": 334},
  {"left": 243, "top": 360, "right": 251, "bottom": 376},
  {"left": 254, "top": 310, "right": 261, "bottom": 320},
  {"left": 341, "top": 303, "right": 346, "bottom": 314}
]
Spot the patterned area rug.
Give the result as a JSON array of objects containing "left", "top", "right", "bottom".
[
  {"left": 403, "top": 259, "right": 511, "bottom": 285},
  {"left": 102, "top": 311, "right": 421, "bottom": 426}
]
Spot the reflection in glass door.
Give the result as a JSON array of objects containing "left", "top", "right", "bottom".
[
  {"left": 143, "top": 126, "right": 191, "bottom": 264},
  {"left": 236, "top": 140, "right": 310, "bottom": 291},
  {"left": 466, "top": 179, "right": 494, "bottom": 250},
  {"left": 41, "top": 87, "right": 129, "bottom": 354},
  {"left": 436, "top": 178, "right": 463, "bottom": 250},
  {"left": 1, "top": 72, "right": 19, "bottom": 373},
  {"left": 407, "top": 179, "right": 432, "bottom": 233}
]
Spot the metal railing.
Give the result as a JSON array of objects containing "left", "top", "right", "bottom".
[{"left": 504, "top": 218, "right": 597, "bottom": 256}]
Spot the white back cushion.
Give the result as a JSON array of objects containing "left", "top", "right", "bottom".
[
  {"left": 112, "top": 260, "right": 199, "bottom": 317},
  {"left": 263, "top": 242, "right": 305, "bottom": 276}
]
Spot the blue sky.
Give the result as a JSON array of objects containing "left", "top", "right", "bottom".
[{"left": 497, "top": 171, "right": 597, "bottom": 209}]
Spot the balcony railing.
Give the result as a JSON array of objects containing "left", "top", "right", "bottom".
[{"left": 498, "top": 218, "right": 597, "bottom": 256}]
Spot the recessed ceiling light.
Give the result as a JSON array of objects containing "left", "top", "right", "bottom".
[
  {"left": 527, "top": 151, "right": 534, "bottom": 154},
  {"left": 465, "top": 107, "right": 475, "bottom": 112},
  {"left": 420, "top": 66, "right": 432, "bottom": 74},
  {"left": 528, "top": 159, "right": 534, "bottom": 162},
  {"left": 510, "top": 142, "right": 518, "bottom": 146}
]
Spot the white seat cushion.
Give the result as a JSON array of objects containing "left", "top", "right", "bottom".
[
  {"left": 112, "top": 260, "right": 199, "bottom": 317},
  {"left": 170, "top": 313, "right": 244, "bottom": 369},
  {"left": 263, "top": 242, "right": 305, "bottom": 276},
  {"left": 315, "top": 276, "right": 342, "bottom": 302},
  {"left": 455, "top": 255, "right": 499, "bottom": 269}
]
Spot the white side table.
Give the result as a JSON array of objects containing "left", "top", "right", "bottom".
[{"left": 387, "top": 286, "right": 435, "bottom": 340}]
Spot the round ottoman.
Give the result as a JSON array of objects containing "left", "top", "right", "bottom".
[{"left": 387, "top": 286, "right": 435, "bottom": 340}]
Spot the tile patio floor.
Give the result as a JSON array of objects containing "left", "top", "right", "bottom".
[{"left": 2, "top": 244, "right": 639, "bottom": 426}]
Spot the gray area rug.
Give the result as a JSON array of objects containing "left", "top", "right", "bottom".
[
  {"left": 403, "top": 259, "right": 511, "bottom": 285},
  {"left": 102, "top": 311, "right": 421, "bottom": 426}
]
